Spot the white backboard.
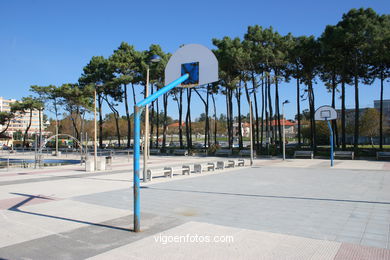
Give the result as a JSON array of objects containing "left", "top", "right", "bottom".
[
  {"left": 315, "top": 105, "right": 337, "bottom": 120},
  {"left": 165, "top": 44, "right": 218, "bottom": 87}
]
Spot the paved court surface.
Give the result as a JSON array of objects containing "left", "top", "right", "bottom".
[{"left": 0, "top": 156, "right": 389, "bottom": 259}]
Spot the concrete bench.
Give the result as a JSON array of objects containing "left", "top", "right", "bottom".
[
  {"left": 238, "top": 150, "right": 256, "bottom": 158},
  {"left": 194, "top": 162, "right": 215, "bottom": 173},
  {"left": 146, "top": 167, "right": 173, "bottom": 181},
  {"left": 237, "top": 159, "right": 245, "bottom": 166},
  {"left": 147, "top": 165, "right": 191, "bottom": 181},
  {"left": 377, "top": 152, "right": 390, "bottom": 161},
  {"left": 334, "top": 151, "right": 354, "bottom": 160},
  {"left": 173, "top": 149, "right": 188, "bottom": 156},
  {"left": 227, "top": 160, "right": 238, "bottom": 168},
  {"left": 215, "top": 149, "right": 232, "bottom": 157},
  {"left": 216, "top": 161, "right": 226, "bottom": 170},
  {"left": 294, "top": 151, "right": 313, "bottom": 159},
  {"left": 182, "top": 165, "right": 191, "bottom": 175},
  {"left": 149, "top": 149, "right": 161, "bottom": 155}
]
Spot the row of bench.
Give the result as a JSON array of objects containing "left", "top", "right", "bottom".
[
  {"left": 294, "top": 151, "right": 390, "bottom": 160},
  {"left": 131, "top": 147, "right": 390, "bottom": 160},
  {"left": 146, "top": 159, "right": 245, "bottom": 181}
]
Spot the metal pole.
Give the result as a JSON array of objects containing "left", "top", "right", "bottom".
[
  {"left": 133, "top": 106, "right": 141, "bottom": 232},
  {"left": 327, "top": 120, "right": 334, "bottom": 167},
  {"left": 143, "top": 67, "right": 150, "bottom": 182},
  {"left": 80, "top": 132, "right": 83, "bottom": 166},
  {"left": 249, "top": 101, "right": 253, "bottom": 166},
  {"left": 94, "top": 89, "right": 97, "bottom": 171},
  {"left": 133, "top": 74, "right": 189, "bottom": 233},
  {"left": 34, "top": 132, "right": 37, "bottom": 169},
  {"left": 55, "top": 119, "right": 58, "bottom": 156},
  {"left": 282, "top": 105, "right": 286, "bottom": 160}
]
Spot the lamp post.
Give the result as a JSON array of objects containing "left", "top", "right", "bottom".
[
  {"left": 249, "top": 101, "right": 254, "bottom": 166},
  {"left": 143, "top": 54, "right": 161, "bottom": 183},
  {"left": 282, "top": 100, "right": 290, "bottom": 160}
]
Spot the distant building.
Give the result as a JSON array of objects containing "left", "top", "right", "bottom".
[
  {"left": 233, "top": 122, "right": 251, "bottom": 137},
  {"left": 335, "top": 100, "right": 390, "bottom": 127},
  {"left": 0, "top": 97, "right": 46, "bottom": 146},
  {"left": 335, "top": 108, "right": 369, "bottom": 124},
  {"left": 233, "top": 119, "right": 297, "bottom": 138},
  {"left": 269, "top": 119, "right": 297, "bottom": 138}
]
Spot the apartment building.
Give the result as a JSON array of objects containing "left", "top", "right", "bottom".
[{"left": 0, "top": 97, "right": 43, "bottom": 145}]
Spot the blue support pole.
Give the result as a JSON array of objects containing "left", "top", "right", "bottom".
[
  {"left": 327, "top": 120, "right": 334, "bottom": 167},
  {"left": 133, "top": 106, "right": 141, "bottom": 231},
  {"left": 133, "top": 73, "right": 189, "bottom": 232},
  {"left": 137, "top": 74, "right": 189, "bottom": 107}
]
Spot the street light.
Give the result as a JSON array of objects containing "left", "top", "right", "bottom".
[
  {"left": 143, "top": 54, "right": 161, "bottom": 183},
  {"left": 282, "top": 100, "right": 290, "bottom": 160}
]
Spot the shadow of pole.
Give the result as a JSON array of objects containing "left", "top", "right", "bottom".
[{"left": 8, "top": 192, "right": 133, "bottom": 232}]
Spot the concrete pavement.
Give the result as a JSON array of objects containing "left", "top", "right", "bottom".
[{"left": 0, "top": 156, "right": 389, "bottom": 259}]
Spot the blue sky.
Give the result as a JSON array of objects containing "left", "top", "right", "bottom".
[{"left": 0, "top": 0, "right": 389, "bottom": 120}]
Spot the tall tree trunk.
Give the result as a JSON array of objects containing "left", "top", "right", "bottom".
[
  {"left": 211, "top": 93, "right": 217, "bottom": 145},
  {"left": 267, "top": 73, "right": 274, "bottom": 144},
  {"left": 341, "top": 80, "right": 346, "bottom": 149},
  {"left": 70, "top": 110, "right": 80, "bottom": 141},
  {"left": 226, "top": 88, "right": 232, "bottom": 148},
  {"left": 194, "top": 88, "right": 208, "bottom": 148},
  {"left": 296, "top": 77, "right": 301, "bottom": 147},
  {"left": 244, "top": 80, "right": 254, "bottom": 150},
  {"left": 162, "top": 93, "right": 168, "bottom": 149},
  {"left": 308, "top": 81, "right": 316, "bottom": 152},
  {"left": 264, "top": 75, "right": 269, "bottom": 154},
  {"left": 379, "top": 72, "right": 384, "bottom": 150},
  {"left": 97, "top": 95, "right": 103, "bottom": 148},
  {"left": 178, "top": 89, "right": 183, "bottom": 148},
  {"left": 251, "top": 71, "right": 260, "bottom": 151},
  {"left": 236, "top": 86, "right": 243, "bottom": 149},
  {"left": 260, "top": 75, "right": 265, "bottom": 153},
  {"left": 185, "top": 88, "right": 193, "bottom": 149},
  {"left": 275, "top": 73, "right": 282, "bottom": 153},
  {"left": 23, "top": 109, "right": 33, "bottom": 147},
  {"left": 353, "top": 60, "right": 359, "bottom": 154},
  {"left": 331, "top": 72, "right": 339, "bottom": 148},
  {"left": 229, "top": 88, "right": 234, "bottom": 148},
  {"left": 105, "top": 98, "right": 121, "bottom": 147},
  {"left": 124, "top": 84, "right": 131, "bottom": 148}
]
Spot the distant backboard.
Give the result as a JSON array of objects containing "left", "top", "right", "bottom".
[
  {"left": 165, "top": 44, "right": 218, "bottom": 87},
  {"left": 315, "top": 106, "right": 337, "bottom": 121}
]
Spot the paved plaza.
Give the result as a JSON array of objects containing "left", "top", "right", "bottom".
[{"left": 0, "top": 156, "right": 389, "bottom": 259}]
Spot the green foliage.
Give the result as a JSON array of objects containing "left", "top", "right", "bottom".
[
  {"left": 0, "top": 112, "right": 13, "bottom": 126},
  {"left": 360, "top": 108, "right": 380, "bottom": 137}
]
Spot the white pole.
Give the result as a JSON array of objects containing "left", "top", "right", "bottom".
[
  {"left": 55, "top": 119, "right": 58, "bottom": 156},
  {"left": 282, "top": 104, "right": 286, "bottom": 161},
  {"left": 143, "top": 67, "right": 150, "bottom": 182},
  {"left": 94, "top": 89, "right": 97, "bottom": 171}
]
